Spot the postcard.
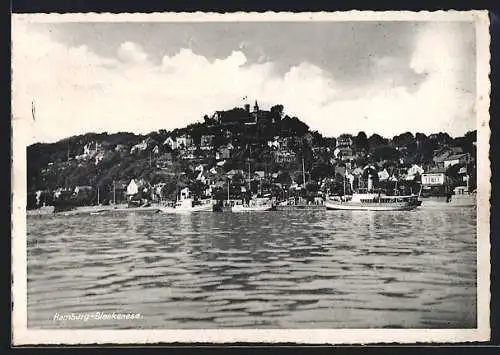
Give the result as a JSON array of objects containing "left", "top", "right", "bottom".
[{"left": 11, "top": 11, "right": 491, "bottom": 345}]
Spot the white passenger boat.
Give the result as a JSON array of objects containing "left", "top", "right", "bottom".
[
  {"left": 446, "top": 186, "right": 476, "bottom": 207},
  {"left": 159, "top": 198, "right": 213, "bottom": 213},
  {"left": 325, "top": 192, "right": 420, "bottom": 211}
]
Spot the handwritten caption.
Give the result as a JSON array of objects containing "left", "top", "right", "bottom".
[{"left": 53, "top": 312, "right": 142, "bottom": 322}]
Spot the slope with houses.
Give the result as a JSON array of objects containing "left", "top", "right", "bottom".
[{"left": 27, "top": 101, "right": 477, "bottom": 211}]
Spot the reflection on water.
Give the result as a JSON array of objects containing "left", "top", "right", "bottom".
[{"left": 27, "top": 207, "right": 477, "bottom": 329}]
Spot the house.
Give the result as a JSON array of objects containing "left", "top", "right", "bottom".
[
  {"left": 442, "top": 153, "right": 469, "bottom": 169},
  {"left": 254, "top": 171, "right": 265, "bottom": 179},
  {"left": 126, "top": 179, "right": 139, "bottom": 196},
  {"left": 226, "top": 169, "right": 244, "bottom": 179},
  {"left": 156, "top": 153, "right": 174, "bottom": 169},
  {"left": 278, "top": 138, "right": 290, "bottom": 149},
  {"left": 273, "top": 150, "right": 296, "bottom": 164},
  {"left": 74, "top": 185, "right": 93, "bottom": 197},
  {"left": 336, "top": 134, "right": 353, "bottom": 148},
  {"left": 130, "top": 138, "right": 154, "bottom": 154},
  {"left": 216, "top": 146, "right": 232, "bottom": 160},
  {"left": 180, "top": 187, "right": 190, "bottom": 200},
  {"left": 163, "top": 136, "right": 177, "bottom": 150},
  {"left": 83, "top": 141, "right": 102, "bottom": 157},
  {"left": 334, "top": 165, "right": 346, "bottom": 177},
  {"left": 176, "top": 135, "right": 193, "bottom": 149},
  {"left": 179, "top": 148, "right": 195, "bottom": 160},
  {"left": 377, "top": 169, "right": 390, "bottom": 181},
  {"left": 407, "top": 164, "right": 425, "bottom": 177},
  {"left": 94, "top": 151, "right": 105, "bottom": 165},
  {"left": 115, "top": 144, "right": 127, "bottom": 153},
  {"left": 421, "top": 167, "right": 448, "bottom": 186},
  {"left": 303, "top": 132, "right": 314, "bottom": 145},
  {"left": 267, "top": 138, "right": 280, "bottom": 150},
  {"left": 200, "top": 135, "right": 215, "bottom": 150},
  {"left": 339, "top": 147, "right": 356, "bottom": 162},
  {"left": 351, "top": 167, "right": 364, "bottom": 176}
]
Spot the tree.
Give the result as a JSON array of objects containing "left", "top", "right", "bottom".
[
  {"left": 280, "top": 116, "right": 309, "bottom": 137},
  {"left": 372, "top": 146, "right": 400, "bottom": 162},
  {"left": 276, "top": 171, "right": 292, "bottom": 186},
  {"left": 392, "top": 132, "right": 415, "bottom": 148},
  {"left": 354, "top": 131, "right": 369, "bottom": 152},
  {"left": 368, "top": 134, "right": 388, "bottom": 151}
]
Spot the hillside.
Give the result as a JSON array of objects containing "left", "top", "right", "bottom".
[{"left": 27, "top": 103, "right": 478, "bottom": 209}]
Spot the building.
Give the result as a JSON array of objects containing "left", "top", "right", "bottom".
[
  {"left": 200, "top": 135, "right": 215, "bottom": 150},
  {"left": 336, "top": 134, "right": 353, "bottom": 148},
  {"left": 421, "top": 167, "right": 448, "bottom": 186},
  {"left": 273, "top": 150, "right": 296, "bottom": 164},
  {"left": 378, "top": 169, "right": 390, "bottom": 181},
  {"left": 216, "top": 146, "right": 232, "bottom": 160},
  {"left": 176, "top": 135, "right": 193, "bottom": 149},
  {"left": 406, "top": 164, "right": 424, "bottom": 176},
  {"left": 163, "top": 136, "right": 177, "bottom": 150},
  {"left": 267, "top": 138, "right": 280, "bottom": 150},
  {"left": 74, "top": 185, "right": 93, "bottom": 197},
  {"left": 442, "top": 153, "right": 469, "bottom": 169},
  {"left": 126, "top": 179, "right": 139, "bottom": 196},
  {"left": 338, "top": 147, "right": 356, "bottom": 162}
]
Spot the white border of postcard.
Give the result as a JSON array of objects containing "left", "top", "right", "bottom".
[{"left": 11, "top": 10, "right": 491, "bottom": 345}]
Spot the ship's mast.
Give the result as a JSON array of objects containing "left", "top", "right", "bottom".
[
  {"left": 247, "top": 161, "right": 251, "bottom": 192},
  {"left": 302, "top": 157, "right": 306, "bottom": 187}
]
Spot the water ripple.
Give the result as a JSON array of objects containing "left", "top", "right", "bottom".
[{"left": 27, "top": 207, "right": 477, "bottom": 329}]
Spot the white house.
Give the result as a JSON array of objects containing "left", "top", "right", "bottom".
[
  {"left": 180, "top": 187, "right": 190, "bottom": 200},
  {"left": 267, "top": 138, "right": 280, "bottom": 149},
  {"left": 130, "top": 139, "right": 150, "bottom": 154},
  {"left": 443, "top": 153, "right": 469, "bottom": 169},
  {"left": 422, "top": 168, "right": 448, "bottom": 186},
  {"left": 377, "top": 169, "right": 390, "bottom": 181},
  {"left": 163, "top": 137, "right": 177, "bottom": 150},
  {"left": 127, "top": 179, "right": 139, "bottom": 196},
  {"left": 176, "top": 135, "right": 193, "bottom": 149},
  {"left": 333, "top": 147, "right": 341, "bottom": 158},
  {"left": 407, "top": 164, "right": 424, "bottom": 176}
]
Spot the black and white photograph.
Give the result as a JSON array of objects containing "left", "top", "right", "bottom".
[{"left": 11, "top": 11, "right": 491, "bottom": 344}]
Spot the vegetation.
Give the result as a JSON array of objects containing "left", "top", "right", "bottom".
[{"left": 27, "top": 103, "right": 478, "bottom": 209}]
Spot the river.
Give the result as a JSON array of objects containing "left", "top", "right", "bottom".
[{"left": 27, "top": 206, "right": 477, "bottom": 329}]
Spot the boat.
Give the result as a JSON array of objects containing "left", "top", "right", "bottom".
[
  {"left": 27, "top": 205, "right": 55, "bottom": 216},
  {"left": 446, "top": 186, "right": 476, "bottom": 207},
  {"left": 159, "top": 198, "right": 213, "bottom": 213},
  {"left": 325, "top": 173, "right": 420, "bottom": 211},
  {"left": 275, "top": 198, "right": 326, "bottom": 211},
  {"left": 231, "top": 198, "right": 275, "bottom": 212},
  {"left": 325, "top": 191, "right": 420, "bottom": 211}
]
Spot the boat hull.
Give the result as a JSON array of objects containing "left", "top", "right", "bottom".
[
  {"left": 231, "top": 205, "right": 274, "bottom": 212},
  {"left": 325, "top": 201, "right": 418, "bottom": 211},
  {"left": 159, "top": 204, "right": 213, "bottom": 213}
]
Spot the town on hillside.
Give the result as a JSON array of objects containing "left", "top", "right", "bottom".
[{"left": 27, "top": 101, "right": 477, "bottom": 210}]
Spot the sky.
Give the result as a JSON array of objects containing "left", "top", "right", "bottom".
[{"left": 12, "top": 19, "right": 477, "bottom": 145}]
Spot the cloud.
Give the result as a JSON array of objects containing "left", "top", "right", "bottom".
[
  {"left": 12, "top": 21, "right": 475, "bottom": 145},
  {"left": 117, "top": 41, "right": 148, "bottom": 64}
]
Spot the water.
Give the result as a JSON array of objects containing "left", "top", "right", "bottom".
[{"left": 27, "top": 207, "right": 477, "bottom": 329}]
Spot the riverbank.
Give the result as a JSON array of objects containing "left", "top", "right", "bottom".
[{"left": 27, "top": 204, "right": 162, "bottom": 216}]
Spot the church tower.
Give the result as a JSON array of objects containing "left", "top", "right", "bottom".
[{"left": 253, "top": 100, "right": 259, "bottom": 113}]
